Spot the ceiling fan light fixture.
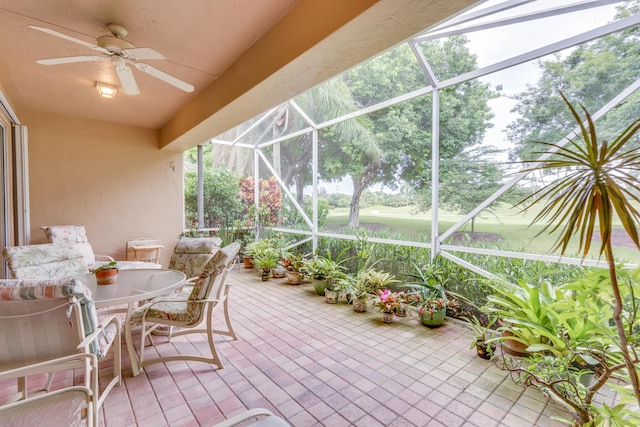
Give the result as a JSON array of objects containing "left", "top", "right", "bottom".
[{"left": 96, "top": 82, "right": 117, "bottom": 98}]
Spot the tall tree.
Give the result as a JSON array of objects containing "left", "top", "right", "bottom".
[
  {"left": 345, "top": 37, "right": 496, "bottom": 208},
  {"left": 290, "top": 79, "right": 380, "bottom": 227},
  {"left": 507, "top": 1, "right": 640, "bottom": 162},
  {"left": 428, "top": 147, "right": 524, "bottom": 233}
]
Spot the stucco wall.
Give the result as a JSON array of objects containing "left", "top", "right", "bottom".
[{"left": 22, "top": 109, "right": 183, "bottom": 266}]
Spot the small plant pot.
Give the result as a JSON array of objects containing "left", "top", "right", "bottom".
[
  {"left": 95, "top": 269, "right": 118, "bottom": 285},
  {"left": 261, "top": 268, "right": 271, "bottom": 281},
  {"left": 286, "top": 271, "right": 303, "bottom": 285},
  {"left": 325, "top": 289, "right": 338, "bottom": 304},
  {"left": 243, "top": 256, "right": 254, "bottom": 269},
  {"left": 475, "top": 342, "right": 496, "bottom": 360},
  {"left": 420, "top": 308, "right": 446, "bottom": 327},
  {"left": 312, "top": 278, "right": 327, "bottom": 296},
  {"left": 382, "top": 311, "right": 394, "bottom": 323},
  {"left": 353, "top": 297, "right": 367, "bottom": 313},
  {"left": 272, "top": 265, "right": 286, "bottom": 278}
]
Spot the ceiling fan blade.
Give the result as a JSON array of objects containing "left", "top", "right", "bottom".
[
  {"left": 113, "top": 58, "right": 140, "bottom": 95},
  {"left": 36, "top": 55, "right": 105, "bottom": 65},
  {"left": 122, "top": 47, "right": 165, "bottom": 61},
  {"left": 133, "top": 62, "right": 194, "bottom": 92},
  {"left": 28, "top": 25, "right": 110, "bottom": 55}
]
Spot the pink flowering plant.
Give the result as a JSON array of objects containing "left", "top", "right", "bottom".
[{"left": 372, "top": 289, "right": 402, "bottom": 313}]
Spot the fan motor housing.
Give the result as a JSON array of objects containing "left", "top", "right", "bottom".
[{"left": 97, "top": 35, "right": 135, "bottom": 52}]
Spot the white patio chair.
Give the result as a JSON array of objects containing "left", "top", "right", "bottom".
[
  {"left": 0, "top": 354, "right": 98, "bottom": 427},
  {"left": 0, "top": 277, "right": 121, "bottom": 426},
  {"left": 41, "top": 225, "right": 161, "bottom": 270},
  {"left": 128, "top": 242, "right": 240, "bottom": 372},
  {"left": 169, "top": 240, "right": 240, "bottom": 340}
]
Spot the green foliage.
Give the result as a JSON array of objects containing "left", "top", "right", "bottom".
[
  {"left": 280, "top": 197, "right": 329, "bottom": 229},
  {"left": 496, "top": 268, "right": 640, "bottom": 426},
  {"left": 252, "top": 249, "right": 280, "bottom": 270},
  {"left": 184, "top": 167, "right": 244, "bottom": 229},
  {"left": 239, "top": 176, "right": 283, "bottom": 227},
  {"left": 91, "top": 261, "right": 118, "bottom": 273},
  {"left": 519, "top": 93, "right": 640, "bottom": 258},
  {"left": 463, "top": 315, "right": 497, "bottom": 349},
  {"left": 508, "top": 2, "right": 640, "bottom": 162}
]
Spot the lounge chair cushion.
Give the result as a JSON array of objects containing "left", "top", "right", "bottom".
[
  {"left": 41, "top": 225, "right": 96, "bottom": 267},
  {"left": 173, "top": 237, "right": 222, "bottom": 254},
  {"left": 2, "top": 243, "right": 88, "bottom": 279}
]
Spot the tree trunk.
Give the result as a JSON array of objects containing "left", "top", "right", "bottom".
[
  {"left": 347, "top": 162, "right": 381, "bottom": 228},
  {"left": 349, "top": 195, "right": 361, "bottom": 228},
  {"left": 604, "top": 241, "right": 640, "bottom": 406},
  {"left": 295, "top": 178, "right": 305, "bottom": 205}
]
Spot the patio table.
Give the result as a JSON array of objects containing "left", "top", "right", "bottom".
[{"left": 73, "top": 268, "right": 186, "bottom": 376}]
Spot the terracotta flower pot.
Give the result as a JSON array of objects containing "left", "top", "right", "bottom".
[
  {"left": 95, "top": 269, "right": 118, "bottom": 285},
  {"left": 501, "top": 330, "right": 530, "bottom": 357},
  {"left": 243, "top": 256, "right": 254, "bottom": 269}
]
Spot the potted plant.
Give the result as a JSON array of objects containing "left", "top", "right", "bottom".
[
  {"left": 463, "top": 314, "right": 497, "bottom": 360},
  {"left": 492, "top": 94, "right": 640, "bottom": 424},
  {"left": 348, "top": 275, "right": 371, "bottom": 312},
  {"left": 284, "top": 253, "right": 308, "bottom": 285},
  {"left": 303, "top": 257, "right": 329, "bottom": 295},
  {"left": 243, "top": 238, "right": 276, "bottom": 270},
  {"left": 304, "top": 249, "right": 349, "bottom": 297},
  {"left": 404, "top": 262, "right": 457, "bottom": 327},
  {"left": 372, "top": 289, "right": 402, "bottom": 323},
  {"left": 252, "top": 248, "right": 280, "bottom": 281},
  {"left": 92, "top": 261, "right": 119, "bottom": 285},
  {"left": 322, "top": 259, "right": 349, "bottom": 304}
]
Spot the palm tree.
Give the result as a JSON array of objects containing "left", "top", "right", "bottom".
[{"left": 519, "top": 92, "right": 640, "bottom": 405}]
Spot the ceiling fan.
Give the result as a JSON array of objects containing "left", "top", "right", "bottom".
[{"left": 29, "top": 23, "right": 194, "bottom": 95}]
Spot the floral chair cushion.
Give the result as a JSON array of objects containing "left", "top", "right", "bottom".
[
  {"left": 168, "top": 237, "right": 223, "bottom": 279},
  {"left": 132, "top": 250, "right": 229, "bottom": 325},
  {"left": 0, "top": 277, "right": 116, "bottom": 358},
  {"left": 3, "top": 243, "right": 88, "bottom": 279},
  {"left": 41, "top": 225, "right": 96, "bottom": 267},
  {"left": 168, "top": 253, "right": 216, "bottom": 279},
  {"left": 173, "top": 237, "right": 222, "bottom": 254},
  {"left": 130, "top": 290, "right": 200, "bottom": 325}
]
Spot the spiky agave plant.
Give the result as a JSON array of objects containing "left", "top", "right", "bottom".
[{"left": 519, "top": 92, "right": 640, "bottom": 407}]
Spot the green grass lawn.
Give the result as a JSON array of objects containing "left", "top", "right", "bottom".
[{"left": 322, "top": 203, "right": 640, "bottom": 264}]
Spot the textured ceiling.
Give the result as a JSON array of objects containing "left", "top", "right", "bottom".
[
  {"left": 0, "top": 0, "right": 478, "bottom": 150},
  {"left": 0, "top": 0, "right": 300, "bottom": 129}
]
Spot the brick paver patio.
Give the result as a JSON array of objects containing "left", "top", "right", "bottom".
[{"left": 1, "top": 266, "right": 570, "bottom": 426}]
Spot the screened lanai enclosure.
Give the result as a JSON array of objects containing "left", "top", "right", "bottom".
[{"left": 186, "top": 0, "right": 640, "bottom": 280}]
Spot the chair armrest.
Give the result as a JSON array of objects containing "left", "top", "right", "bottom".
[
  {"left": 95, "top": 254, "right": 115, "bottom": 262},
  {"left": 140, "top": 297, "right": 224, "bottom": 323},
  {"left": 0, "top": 353, "right": 97, "bottom": 381},
  {"left": 144, "top": 297, "right": 221, "bottom": 308},
  {"left": 77, "top": 315, "right": 121, "bottom": 350}
]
